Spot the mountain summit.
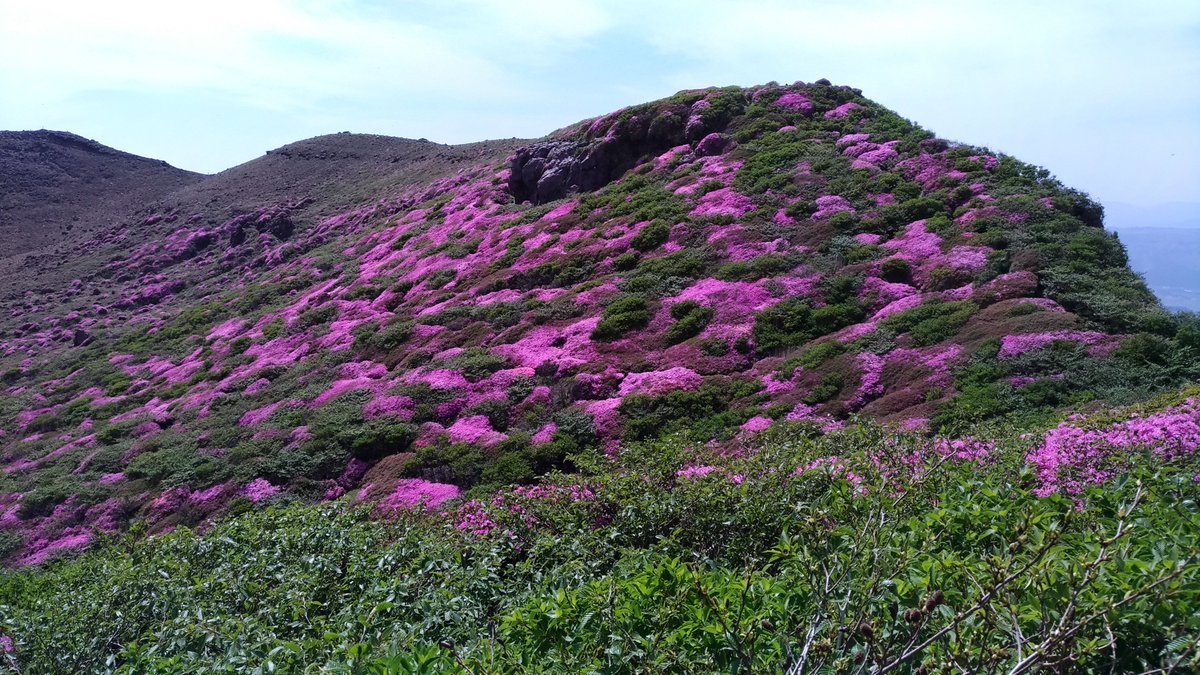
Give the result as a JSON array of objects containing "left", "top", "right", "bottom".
[
  {"left": 0, "top": 81, "right": 1186, "bottom": 563},
  {"left": 0, "top": 130, "right": 202, "bottom": 258}
]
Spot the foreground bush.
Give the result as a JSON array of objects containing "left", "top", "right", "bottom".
[{"left": 0, "top": 421, "right": 1196, "bottom": 673}]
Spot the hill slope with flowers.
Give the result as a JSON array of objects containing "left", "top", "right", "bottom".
[
  {"left": 0, "top": 81, "right": 1199, "bottom": 672},
  {"left": 1, "top": 80, "right": 1198, "bottom": 572}
]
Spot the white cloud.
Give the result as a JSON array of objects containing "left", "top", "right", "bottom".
[
  {"left": 0, "top": 1, "right": 514, "bottom": 111},
  {"left": 0, "top": 0, "right": 1195, "bottom": 204}
]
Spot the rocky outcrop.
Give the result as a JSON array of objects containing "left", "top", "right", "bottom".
[{"left": 509, "top": 102, "right": 729, "bottom": 204}]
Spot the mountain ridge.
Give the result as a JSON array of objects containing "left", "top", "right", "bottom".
[
  {"left": 0, "top": 81, "right": 1193, "bottom": 569},
  {"left": 0, "top": 129, "right": 203, "bottom": 258}
]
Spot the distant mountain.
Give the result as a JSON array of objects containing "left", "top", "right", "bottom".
[
  {"left": 0, "top": 82, "right": 1191, "bottom": 568},
  {"left": 1106, "top": 201, "right": 1200, "bottom": 312},
  {"left": 0, "top": 130, "right": 203, "bottom": 258},
  {"left": 1105, "top": 201, "right": 1199, "bottom": 230},
  {"left": 1114, "top": 225, "right": 1200, "bottom": 312}
]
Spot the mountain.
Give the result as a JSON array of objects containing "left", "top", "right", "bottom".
[
  {"left": 1, "top": 81, "right": 1199, "bottom": 672},
  {"left": 0, "top": 81, "right": 1192, "bottom": 561},
  {"left": 1107, "top": 203, "right": 1200, "bottom": 312},
  {"left": 1114, "top": 227, "right": 1200, "bottom": 312},
  {"left": 0, "top": 132, "right": 524, "bottom": 301},
  {"left": 0, "top": 130, "right": 203, "bottom": 258},
  {"left": 1105, "top": 201, "right": 1199, "bottom": 230}
]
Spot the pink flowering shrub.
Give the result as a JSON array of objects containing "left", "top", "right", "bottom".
[
  {"left": 773, "top": 92, "right": 814, "bottom": 114},
  {"left": 446, "top": 415, "right": 507, "bottom": 447},
  {"left": 453, "top": 482, "right": 597, "bottom": 538},
  {"left": 676, "top": 465, "right": 720, "bottom": 479},
  {"left": 241, "top": 479, "right": 281, "bottom": 503},
  {"left": 689, "top": 188, "right": 755, "bottom": 219},
  {"left": 377, "top": 479, "right": 460, "bottom": 513},
  {"left": 20, "top": 531, "right": 92, "bottom": 566},
  {"left": 739, "top": 416, "right": 773, "bottom": 433},
  {"left": 238, "top": 402, "right": 283, "bottom": 427},
  {"left": 1027, "top": 399, "right": 1200, "bottom": 497},
  {"left": 812, "top": 195, "right": 854, "bottom": 219},
  {"left": 824, "top": 102, "right": 862, "bottom": 119},
  {"left": 618, "top": 367, "right": 704, "bottom": 397},
  {"left": 846, "top": 353, "right": 885, "bottom": 411},
  {"left": 998, "top": 331, "right": 1113, "bottom": 359}
]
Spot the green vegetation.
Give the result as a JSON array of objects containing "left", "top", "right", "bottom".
[
  {"left": 752, "top": 298, "right": 864, "bottom": 353},
  {"left": 619, "top": 380, "right": 760, "bottom": 441},
  {"left": 881, "top": 300, "right": 977, "bottom": 348},
  {"left": 591, "top": 295, "right": 651, "bottom": 341},
  {"left": 1, "top": 423, "right": 1195, "bottom": 673},
  {"left": 663, "top": 300, "right": 714, "bottom": 345},
  {"left": 629, "top": 220, "right": 670, "bottom": 252}
]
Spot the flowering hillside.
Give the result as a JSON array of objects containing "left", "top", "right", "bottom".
[{"left": 0, "top": 81, "right": 1197, "bottom": 571}]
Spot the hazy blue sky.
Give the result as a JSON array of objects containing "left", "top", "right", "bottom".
[{"left": 2, "top": 1, "right": 1197, "bottom": 208}]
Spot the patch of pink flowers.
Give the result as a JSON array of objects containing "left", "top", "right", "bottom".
[
  {"left": 238, "top": 402, "right": 283, "bottom": 427},
  {"left": 998, "top": 331, "right": 1112, "bottom": 359},
  {"left": 689, "top": 187, "right": 755, "bottom": 219},
  {"left": 676, "top": 465, "right": 720, "bottom": 480},
  {"left": 740, "top": 416, "right": 774, "bottom": 433},
  {"left": 847, "top": 353, "right": 885, "bottom": 410},
  {"left": 1027, "top": 399, "right": 1200, "bottom": 497},
  {"left": 618, "top": 367, "right": 704, "bottom": 397},
  {"left": 934, "top": 437, "right": 995, "bottom": 463},
  {"left": 446, "top": 415, "right": 507, "bottom": 446},
  {"left": 241, "top": 478, "right": 281, "bottom": 503},
  {"left": 774, "top": 92, "right": 814, "bottom": 114},
  {"left": 812, "top": 195, "right": 854, "bottom": 219},
  {"left": 378, "top": 479, "right": 460, "bottom": 512},
  {"left": 824, "top": 102, "right": 862, "bottom": 119}
]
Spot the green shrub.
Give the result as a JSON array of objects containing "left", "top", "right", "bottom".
[
  {"left": 753, "top": 298, "right": 863, "bottom": 353},
  {"left": 881, "top": 300, "right": 977, "bottom": 347},
  {"left": 714, "top": 254, "right": 795, "bottom": 282},
  {"left": 612, "top": 251, "right": 639, "bottom": 271},
  {"left": 261, "top": 318, "right": 286, "bottom": 340},
  {"left": 479, "top": 451, "right": 534, "bottom": 486},
  {"left": 551, "top": 408, "right": 598, "bottom": 441},
  {"left": 592, "top": 295, "right": 651, "bottom": 341},
  {"left": 880, "top": 257, "right": 911, "bottom": 283},
  {"left": 827, "top": 210, "right": 859, "bottom": 231},
  {"left": 752, "top": 298, "right": 814, "bottom": 352},
  {"left": 630, "top": 221, "right": 670, "bottom": 252},
  {"left": 778, "top": 341, "right": 847, "bottom": 377},
  {"left": 664, "top": 301, "right": 714, "bottom": 345},
  {"left": 802, "top": 373, "right": 844, "bottom": 404},
  {"left": 444, "top": 348, "right": 509, "bottom": 382},
  {"left": 1007, "top": 302, "right": 1043, "bottom": 317},
  {"left": 425, "top": 268, "right": 457, "bottom": 289},
  {"left": 619, "top": 380, "right": 759, "bottom": 441}
]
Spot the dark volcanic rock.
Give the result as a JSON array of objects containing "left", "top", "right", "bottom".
[{"left": 509, "top": 103, "right": 725, "bottom": 204}]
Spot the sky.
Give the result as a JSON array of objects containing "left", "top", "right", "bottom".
[{"left": 1, "top": 0, "right": 1198, "bottom": 209}]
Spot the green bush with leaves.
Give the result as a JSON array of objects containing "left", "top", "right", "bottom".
[
  {"left": 752, "top": 298, "right": 863, "bottom": 353},
  {"left": 0, "top": 422, "right": 1196, "bottom": 673},
  {"left": 591, "top": 295, "right": 651, "bottom": 341},
  {"left": 663, "top": 300, "right": 714, "bottom": 345},
  {"left": 881, "top": 299, "right": 977, "bottom": 347},
  {"left": 629, "top": 220, "right": 670, "bottom": 252}
]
